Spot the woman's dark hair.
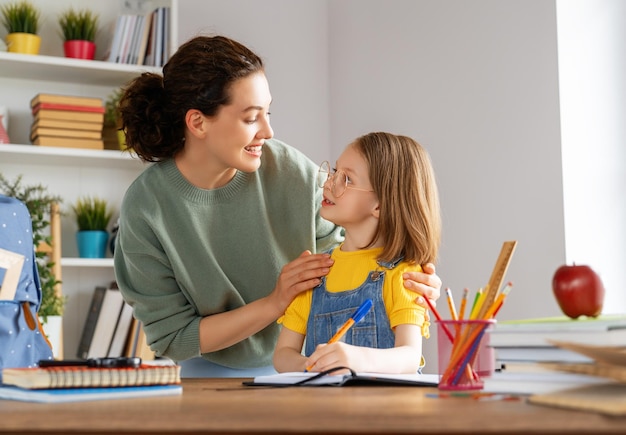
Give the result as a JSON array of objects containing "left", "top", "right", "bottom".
[{"left": 119, "top": 35, "right": 264, "bottom": 162}]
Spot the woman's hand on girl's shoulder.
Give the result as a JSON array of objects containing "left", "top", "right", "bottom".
[
  {"left": 402, "top": 262, "right": 441, "bottom": 307},
  {"left": 269, "top": 250, "right": 335, "bottom": 314}
]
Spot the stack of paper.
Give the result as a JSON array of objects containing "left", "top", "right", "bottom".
[{"left": 526, "top": 340, "right": 626, "bottom": 416}]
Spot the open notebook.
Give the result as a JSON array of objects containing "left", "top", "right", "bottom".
[{"left": 243, "top": 367, "right": 439, "bottom": 387}]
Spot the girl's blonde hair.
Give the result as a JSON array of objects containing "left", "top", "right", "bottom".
[{"left": 352, "top": 132, "right": 441, "bottom": 265}]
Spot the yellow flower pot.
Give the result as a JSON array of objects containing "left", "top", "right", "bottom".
[
  {"left": 6, "top": 32, "right": 41, "bottom": 55},
  {"left": 117, "top": 129, "right": 126, "bottom": 149}
]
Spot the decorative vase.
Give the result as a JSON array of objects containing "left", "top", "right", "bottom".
[
  {"left": 109, "top": 219, "right": 119, "bottom": 255},
  {"left": 116, "top": 119, "right": 126, "bottom": 149},
  {"left": 0, "top": 114, "right": 9, "bottom": 144},
  {"left": 5, "top": 33, "right": 41, "bottom": 55},
  {"left": 76, "top": 230, "right": 109, "bottom": 258},
  {"left": 40, "top": 315, "right": 63, "bottom": 359},
  {"left": 117, "top": 129, "right": 126, "bottom": 149},
  {"left": 64, "top": 40, "right": 96, "bottom": 60}
]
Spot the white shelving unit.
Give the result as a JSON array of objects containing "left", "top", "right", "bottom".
[
  {"left": 0, "top": 142, "right": 144, "bottom": 168},
  {"left": 62, "top": 258, "right": 115, "bottom": 268},
  {"left": 0, "top": 0, "right": 178, "bottom": 358},
  {"left": 1, "top": 141, "right": 147, "bottom": 360},
  {"left": 0, "top": 51, "right": 160, "bottom": 86}
]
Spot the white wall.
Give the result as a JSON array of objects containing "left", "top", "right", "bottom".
[
  {"left": 556, "top": 0, "right": 626, "bottom": 313},
  {"left": 177, "top": 0, "right": 331, "bottom": 164},
  {"left": 178, "top": 0, "right": 625, "bottom": 370},
  {"left": 328, "top": 0, "right": 565, "bottom": 319},
  {"left": 327, "top": 0, "right": 566, "bottom": 370},
  {"left": 179, "top": 0, "right": 566, "bottom": 319}
]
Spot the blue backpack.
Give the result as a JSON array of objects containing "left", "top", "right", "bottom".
[{"left": 0, "top": 195, "right": 53, "bottom": 382}]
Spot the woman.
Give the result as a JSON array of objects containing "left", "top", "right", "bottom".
[{"left": 114, "top": 35, "right": 441, "bottom": 377}]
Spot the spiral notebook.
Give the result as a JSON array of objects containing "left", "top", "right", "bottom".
[{"left": 1, "top": 363, "right": 180, "bottom": 390}]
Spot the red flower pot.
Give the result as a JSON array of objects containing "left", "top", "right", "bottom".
[{"left": 64, "top": 40, "right": 96, "bottom": 60}]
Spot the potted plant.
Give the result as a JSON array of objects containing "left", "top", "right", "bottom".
[
  {"left": 103, "top": 88, "right": 126, "bottom": 150},
  {"left": 0, "top": 1, "right": 41, "bottom": 55},
  {"left": 0, "top": 173, "right": 66, "bottom": 357},
  {"left": 58, "top": 8, "right": 99, "bottom": 60},
  {"left": 72, "top": 196, "right": 113, "bottom": 258}
]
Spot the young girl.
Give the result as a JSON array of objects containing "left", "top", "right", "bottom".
[{"left": 273, "top": 132, "right": 441, "bottom": 374}]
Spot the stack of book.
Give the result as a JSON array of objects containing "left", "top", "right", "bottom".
[
  {"left": 107, "top": 6, "right": 171, "bottom": 67},
  {"left": 30, "top": 93, "right": 105, "bottom": 150},
  {"left": 527, "top": 340, "right": 626, "bottom": 416},
  {"left": 488, "top": 314, "right": 626, "bottom": 366},
  {"left": 77, "top": 283, "right": 155, "bottom": 361},
  {"left": 482, "top": 314, "right": 626, "bottom": 396},
  {"left": 0, "top": 360, "right": 181, "bottom": 403}
]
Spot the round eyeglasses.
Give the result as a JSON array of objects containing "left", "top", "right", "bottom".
[{"left": 317, "top": 161, "right": 374, "bottom": 198}]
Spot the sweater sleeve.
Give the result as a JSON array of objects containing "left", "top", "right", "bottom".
[{"left": 114, "top": 180, "right": 203, "bottom": 362}]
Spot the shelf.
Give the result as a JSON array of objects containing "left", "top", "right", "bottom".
[
  {"left": 0, "top": 143, "right": 147, "bottom": 170},
  {"left": 0, "top": 51, "right": 161, "bottom": 86},
  {"left": 61, "top": 258, "right": 114, "bottom": 268}
]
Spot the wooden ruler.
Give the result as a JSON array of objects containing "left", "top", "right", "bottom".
[{"left": 476, "top": 240, "right": 517, "bottom": 320}]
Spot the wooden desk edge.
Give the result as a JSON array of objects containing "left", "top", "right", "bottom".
[{"left": 0, "top": 378, "right": 623, "bottom": 434}]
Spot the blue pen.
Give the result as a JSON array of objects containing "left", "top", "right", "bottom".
[
  {"left": 305, "top": 299, "right": 373, "bottom": 372},
  {"left": 327, "top": 299, "right": 373, "bottom": 344}
]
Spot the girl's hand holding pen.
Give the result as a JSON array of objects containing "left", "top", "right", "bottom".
[
  {"left": 305, "top": 342, "right": 359, "bottom": 374},
  {"left": 305, "top": 300, "right": 372, "bottom": 373}
]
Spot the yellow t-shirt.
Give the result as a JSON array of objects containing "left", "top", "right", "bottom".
[{"left": 279, "top": 246, "right": 430, "bottom": 338}]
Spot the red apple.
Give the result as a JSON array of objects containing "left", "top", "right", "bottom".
[{"left": 552, "top": 264, "right": 605, "bottom": 319}]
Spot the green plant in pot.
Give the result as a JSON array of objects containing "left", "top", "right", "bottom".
[
  {"left": 103, "top": 88, "right": 126, "bottom": 150},
  {"left": 58, "top": 8, "right": 99, "bottom": 60},
  {"left": 0, "top": 1, "right": 42, "bottom": 55},
  {"left": 0, "top": 173, "right": 66, "bottom": 321},
  {"left": 72, "top": 196, "right": 113, "bottom": 259}
]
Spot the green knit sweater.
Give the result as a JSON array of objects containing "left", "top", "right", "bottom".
[{"left": 114, "top": 139, "right": 343, "bottom": 368}]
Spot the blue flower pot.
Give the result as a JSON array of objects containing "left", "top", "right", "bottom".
[{"left": 76, "top": 230, "right": 109, "bottom": 258}]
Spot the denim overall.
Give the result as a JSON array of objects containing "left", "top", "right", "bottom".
[{"left": 304, "top": 254, "right": 402, "bottom": 356}]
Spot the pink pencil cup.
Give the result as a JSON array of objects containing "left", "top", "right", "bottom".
[{"left": 436, "top": 319, "right": 496, "bottom": 391}]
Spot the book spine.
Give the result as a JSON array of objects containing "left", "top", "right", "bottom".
[
  {"left": 32, "top": 119, "right": 103, "bottom": 131},
  {"left": 30, "top": 94, "right": 103, "bottom": 108},
  {"left": 30, "top": 128, "right": 102, "bottom": 140},
  {"left": 32, "top": 136, "right": 105, "bottom": 150},
  {"left": 107, "top": 15, "right": 125, "bottom": 63},
  {"left": 31, "top": 103, "right": 105, "bottom": 114},
  {"left": 77, "top": 287, "right": 107, "bottom": 359},
  {"left": 135, "top": 12, "right": 152, "bottom": 66},
  {"left": 107, "top": 302, "right": 134, "bottom": 358},
  {"left": 154, "top": 7, "right": 164, "bottom": 67},
  {"left": 87, "top": 288, "right": 125, "bottom": 358},
  {"left": 33, "top": 110, "right": 105, "bottom": 123}
]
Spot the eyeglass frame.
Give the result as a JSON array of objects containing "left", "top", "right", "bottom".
[{"left": 317, "top": 161, "right": 375, "bottom": 198}]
